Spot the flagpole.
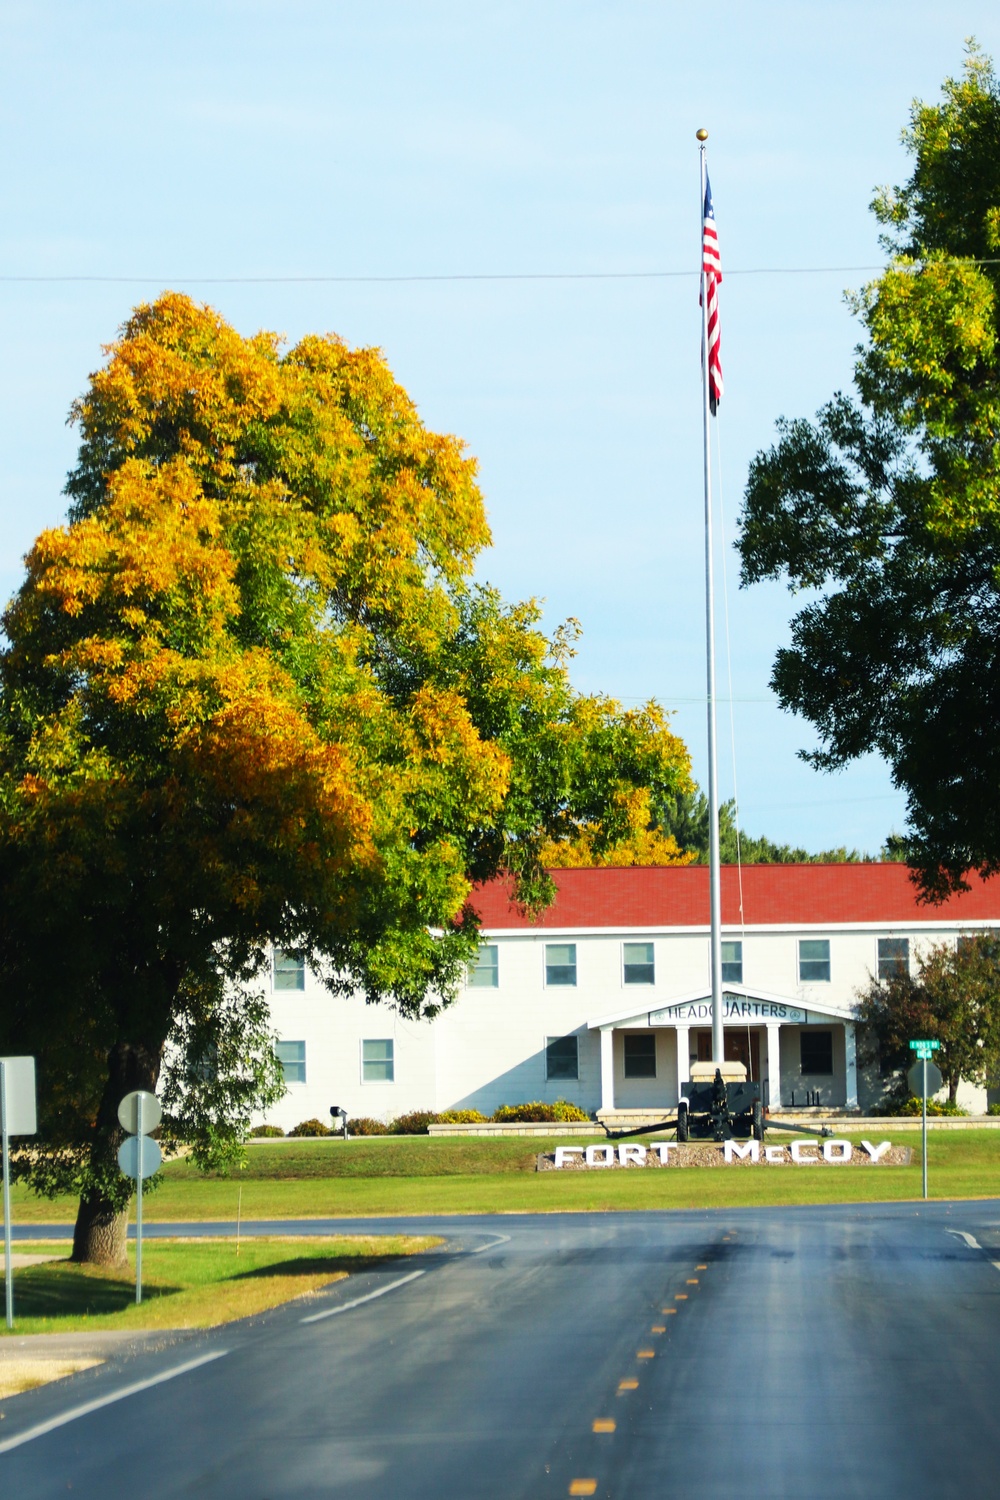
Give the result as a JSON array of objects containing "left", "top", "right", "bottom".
[{"left": 697, "top": 128, "right": 724, "bottom": 1067}]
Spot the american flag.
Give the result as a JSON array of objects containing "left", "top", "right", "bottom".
[{"left": 701, "top": 175, "right": 723, "bottom": 414}]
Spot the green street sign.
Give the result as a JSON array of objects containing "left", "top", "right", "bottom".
[{"left": 909, "top": 1039, "right": 940, "bottom": 1058}]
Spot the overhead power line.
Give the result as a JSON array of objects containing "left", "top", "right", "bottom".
[{"left": 2, "top": 257, "right": 1000, "bottom": 286}]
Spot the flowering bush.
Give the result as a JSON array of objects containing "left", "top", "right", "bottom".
[{"left": 491, "top": 1100, "right": 589, "bottom": 1123}]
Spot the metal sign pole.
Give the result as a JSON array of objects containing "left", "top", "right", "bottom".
[
  {"left": 1, "top": 1061, "right": 12, "bottom": 1330},
  {"left": 135, "top": 1091, "right": 143, "bottom": 1305},
  {"left": 922, "top": 1056, "right": 928, "bottom": 1202}
]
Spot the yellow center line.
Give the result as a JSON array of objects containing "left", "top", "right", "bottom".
[
  {"left": 651, "top": 1325, "right": 666, "bottom": 1333},
  {"left": 696, "top": 1264, "right": 708, "bottom": 1270},
  {"left": 569, "top": 1482, "right": 598, "bottom": 1496},
  {"left": 661, "top": 1307, "right": 677, "bottom": 1315},
  {"left": 637, "top": 1348, "right": 656, "bottom": 1359},
  {"left": 686, "top": 1278, "right": 699, "bottom": 1285},
  {"left": 592, "top": 1418, "right": 616, "bottom": 1434},
  {"left": 618, "top": 1378, "right": 639, "bottom": 1392},
  {"left": 675, "top": 1293, "right": 688, "bottom": 1300}
]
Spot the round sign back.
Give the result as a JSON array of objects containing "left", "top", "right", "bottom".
[
  {"left": 907, "top": 1061, "right": 943, "bottom": 1100},
  {"left": 117, "top": 1135, "right": 162, "bottom": 1181},
  {"left": 117, "top": 1090, "right": 162, "bottom": 1135}
]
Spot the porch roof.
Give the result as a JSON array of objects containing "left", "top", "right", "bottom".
[{"left": 587, "top": 983, "right": 856, "bottom": 1031}]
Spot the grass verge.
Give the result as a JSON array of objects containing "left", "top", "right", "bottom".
[
  {"left": 0, "top": 1235, "right": 439, "bottom": 1337},
  {"left": 6, "top": 1130, "right": 1000, "bottom": 1222}
]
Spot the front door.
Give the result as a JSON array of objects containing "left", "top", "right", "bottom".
[{"left": 696, "top": 1028, "right": 761, "bottom": 1081}]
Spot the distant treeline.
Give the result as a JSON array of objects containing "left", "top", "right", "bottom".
[{"left": 657, "top": 791, "right": 906, "bottom": 866}]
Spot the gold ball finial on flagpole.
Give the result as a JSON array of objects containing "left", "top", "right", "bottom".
[{"left": 696, "top": 129, "right": 708, "bottom": 141}]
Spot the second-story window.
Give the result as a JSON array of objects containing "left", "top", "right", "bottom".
[
  {"left": 721, "top": 939, "right": 743, "bottom": 984},
  {"left": 273, "top": 949, "right": 305, "bottom": 990},
  {"left": 545, "top": 943, "right": 577, "bottom": 986},
  {"left": 623, "top": 942, "right": 655, "bottom": 985},
  {"left": 799, "top": 939, "right": 831, "bottom": 983},
  {"left": 877, "top": 937, "right": 909, "bottom": 980},
  {"left": 467, "top": 944, "right": 499, "bottom": 987}
]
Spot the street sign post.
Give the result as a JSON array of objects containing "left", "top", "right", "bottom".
[
  {"left": 908, "top": 1041, "right": 942, "bottom": 1201},
  {"left": 117, "top": 1090, "right": 161, "bottom": 1304},
  {"left": 1, "top": 1056, "right": 38, "bottom": 1329}
]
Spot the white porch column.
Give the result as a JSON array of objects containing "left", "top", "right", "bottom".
[
  {"left": 766, "top": 1024, "right": 782, "bottom": 1109},
  {"left": 675, "top": 1024, "right": 691, "bottom": 1100},
  {"left": 600, "top": 1027, "right": 615, "bottom": 1114},
  {"left": 845, "top": 1021, "right": 858, "bottom": 1110}
]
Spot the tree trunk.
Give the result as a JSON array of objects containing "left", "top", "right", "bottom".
[
  {"left": 70, "top": 1039, "right": 161, "bottom": 1266},
  {"left": 71, "top": 1195, "right": 131, "bottom": 1268}
]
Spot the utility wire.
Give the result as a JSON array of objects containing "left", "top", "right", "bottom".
[{"left": 4, "top": 258, "right": 1000, "bottom": 285}]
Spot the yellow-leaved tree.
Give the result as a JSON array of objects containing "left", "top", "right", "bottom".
[{"left": 0, "top": 294, "right": 691, "bottom": 1263}]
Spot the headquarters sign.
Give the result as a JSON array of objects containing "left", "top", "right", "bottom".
[{"left": 649, "top": 997, "right": 806, "bottom": 1024}]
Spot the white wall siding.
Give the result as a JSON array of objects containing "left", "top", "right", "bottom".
[{"left": 255, "top": 916, "right": 1000, "bottom": 1129}]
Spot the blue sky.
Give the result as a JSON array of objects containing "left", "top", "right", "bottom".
[{"left": 2, "top": 2, "right": 997, "bottom": 854}]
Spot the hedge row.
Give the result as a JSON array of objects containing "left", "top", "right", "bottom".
[{"left": 252, "top": 1099, "right": 590, "bottom": 1138}]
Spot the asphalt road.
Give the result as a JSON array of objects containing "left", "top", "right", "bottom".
[{"left": 4, "top": 1202, "right": 1000, "bottom": 1499}]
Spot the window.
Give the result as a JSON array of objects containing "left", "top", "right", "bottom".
[
  {"left": 467, "top": 944, "right": 499, "bottom": 988},
  {"left": 800, "top": 1030, "right": 833, "bottom": 1076},
  {"left": 623, "top": 1033, "right": 657, "bottom": 1078},
  {"left": 721, "top": 939, "right": 743, "bottom": 984},
  {"left": 799, "top": 939, "right": 831, "bottom": 982},
  {"left": 273, "top": 949, "right": 305, "bottom": 990},
  {"left": 546, "top": 1034, "right": 579, "bottom": 1081},
  {"left": 623, "top": 942, "right": 655, "bottom": 986},
  {"left": 877, "top": 937, "right": 909, "bottom": 980},
  {"left": 545, "top": 943, "right": 577, "bottom": 986},
  {"left": 275, "top": 1040, "right": 306, "bottom": 1083},
  {"left": 362, "top": 1039, "right": 394, "bottom": 1083}
]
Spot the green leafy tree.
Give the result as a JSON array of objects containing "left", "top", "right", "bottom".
[
  {"left": 657, "top": 788, "right": 869, "bottom": 864},
  {"left": 856, "top": 932, "right": 1000, "bottom": 1104},
  {"left": 737, "top": 44, "right": 1000, "bottom": 898},
  {"left": 0, "top": 293, "right": 691, "bottom": 1264}
]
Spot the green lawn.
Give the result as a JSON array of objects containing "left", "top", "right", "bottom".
[
  {"left": 2, "top": 1235, "right": 438, "bottom": 1336},
  {"left": 6, "top": 1130, "right": 1000, "bottom": 1221}
]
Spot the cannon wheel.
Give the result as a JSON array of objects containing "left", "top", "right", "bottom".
[
  {"left": 676, "top": 1102, "right": 689, "bottom": 1143},
  {"left": 752, "top": 1100, "right": 764, "bottom": 1142}
]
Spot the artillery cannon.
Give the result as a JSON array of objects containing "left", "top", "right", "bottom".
[{"left": 676, "top": 1061, "right": 764, "bottom": 1143}]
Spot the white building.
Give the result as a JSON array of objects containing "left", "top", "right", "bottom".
[{"left": 262, "top": 865, "right": 1000, "bottom": 1130}]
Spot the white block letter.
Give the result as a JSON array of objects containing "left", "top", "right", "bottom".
[
  {"left": 724, "top": 1139, "right": 760, "bottom": 1163},
  {"left": 654, "top": 1142, "right": 678, "bottom": 1164},
  {"left": 765, "top": 1145, "right": 786, "bottom": 1163},
  {"left": 791, "top": 1140, "right": 819, "bottom": 1164},
  {"left": 861, "top": 1140, "right": 891, "bottom": 1163},
  {"left": 822, "top": 1139, "right": 852, "bottom": 1163},
  {"left": 618, "top": 1143, "right": 647, "bottom": 1167},
  {"left": 585, "top": 1144, "right": 616, "bottom": 1167},
  {"left": 554, "top": 1147, "right": 584, "bottom": 1169}
]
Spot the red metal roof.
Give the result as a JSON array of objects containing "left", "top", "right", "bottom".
[{"left": 469, "top": 865, "right": 1000, "bottom": 930}]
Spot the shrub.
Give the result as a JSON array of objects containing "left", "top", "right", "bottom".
[
  {"left": 345, "top": 1116, "right": 389, "bottom": 1136},
  {"left": 250, "top": 1124, "right": 285, "bottom": 1138},
  {"left": 389, "top": 1110, "right": 441, "bottom": 1135},
  {"left": 895, "top": 1096, "right": 967, "bottom": 1117},
  {"left": 438, "top": 1109, "right": 488, "bottom": 1124},
  {"left": 989, "top": 1102, "right": 1000, "bottom": 1116},
  {"left": 287, "top": 1118, "right": 332, "bottom": 1136},
  {"left": 490, "top": 1100, "right": 590, "bottom": 1123}
]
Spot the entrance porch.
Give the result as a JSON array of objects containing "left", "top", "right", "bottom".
[{"left": 588, "top": 986, "right": 859, "bottom": 1118}]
